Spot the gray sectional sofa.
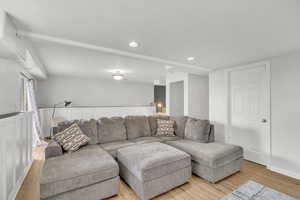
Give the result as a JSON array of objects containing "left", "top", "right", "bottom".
[{"left": 41, "top": 115, "right": 243, "bottom": 200}]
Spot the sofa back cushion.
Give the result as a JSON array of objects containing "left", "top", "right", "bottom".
[
  {"left": 184, "top": 117, "right": 210, "bottom": 143},
  {"left": 125, "top": 116, "right": 151, "bottom": 139},
  {"left": 148, "top": 115, "right": 170, "bottom": 135},
  {"left": 56, "top": 121, "right": 72, "bottom": 133},
  {"left": 79, "top": 119, "right": 98, "bottom": 144},
  {"left": 170, "top": 116, "right": 188, "bottom": 138},
  {"left": 98, "top": 117, "right": 127, "bottom": 144},
  {"left": 56, "top": 119, "right": 98, "bottom": 145}
]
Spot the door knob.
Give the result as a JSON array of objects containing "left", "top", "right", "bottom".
[{"left": 261, "top": 119, "right": 267, "bottom": 123}]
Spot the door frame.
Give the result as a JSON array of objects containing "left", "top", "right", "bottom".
[{"left": 224, "top": 61, "right": 271, "bottom": 165}]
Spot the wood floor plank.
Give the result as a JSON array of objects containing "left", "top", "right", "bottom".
[{"left": 16, "top": 146, "right": 300, "bottom": 200}]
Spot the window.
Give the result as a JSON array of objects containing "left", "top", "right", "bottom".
[{"left": 20, "top": 74, "right": 30, "bottom": 112}]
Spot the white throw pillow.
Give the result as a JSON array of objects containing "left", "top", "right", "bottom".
[{"left": 156, "top": 119, "right": 176, "bottom": 137}]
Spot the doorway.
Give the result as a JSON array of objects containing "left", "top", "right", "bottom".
[
  {"left": 228, "top": 62, "right": 270, "bottom": 165},
  {"left": 154, "top": 85, "right": 166, "bottom": 113}
]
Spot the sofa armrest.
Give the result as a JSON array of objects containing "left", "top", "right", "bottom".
[
  {"left": 208, "top": 124, "right": 215, "bottom": 142},
  {"left": 45, "top": 141, "right": 63, "bottom": 159}
]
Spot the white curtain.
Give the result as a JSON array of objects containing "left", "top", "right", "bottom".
[{"left": 26, "top": 80, "right": 43, "bottom": 147}]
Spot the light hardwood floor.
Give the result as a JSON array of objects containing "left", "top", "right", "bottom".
[{"left": 17, "top": 146, "right": 300, "bottom": 200}]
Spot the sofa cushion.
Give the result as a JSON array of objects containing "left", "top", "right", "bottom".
[
  {"left": 45, "top": 141, "right": 63, "bottom": 159},
  {"left": 79, "top": 119, "right": 98, "bottom": 144},
  {"left": 170, "top": 116, "right": 188, "bottom": 138},
  {"left": 184, "top": 118, "right": 210, "bottom": 143},
  {"left": 40, "top": 145, "right": 119, "bottom": 199},
  {"left": 166, "top": 140, "right": 243, "bottom": 168},
  {"left": 56, "top": 120, "right": 98, "bottom": 144},
  {"left": 56, "top": 121, "right": 72, "bottom": 133},
  {"left": 156, "top": 119, "right": 176, "bottom": 136},
  {"left": 129, "top": 136, "right": 163, "bottom": 144},
  {"left": 98, "top": 117, "right": 127, "bottom": 144},
  {"left": 158, "top": 136, "right": 181, "bottom": 142},
  {"left": 53, "top": 123, "right": 90, "bottom": 152},
  {"left": 117, "top": 142, "right": 191, "bottom": 182},
  {"left": 148, "top": 115, "right": 170, "bottom": 135},
  {"left": 125, "top": 116, "right": 151, "bottom": 139},
  {"left": 100, "top": 140, "right": 135, "bottom": 158}
]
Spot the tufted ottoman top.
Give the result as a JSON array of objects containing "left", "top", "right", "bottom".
[{"left": 117, "top": 142, "right": 191, "bottom": 182}]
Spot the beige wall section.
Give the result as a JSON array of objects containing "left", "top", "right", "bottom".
[
  {"left": 36, "top": 75, "right": 154, "bottom": 107},
  {"left": 209, "top": 50, "right": 300, "bottom": 179}
]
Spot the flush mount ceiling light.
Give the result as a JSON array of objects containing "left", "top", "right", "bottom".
[
  {"left": 112, "top": 71, "right": 124, "bottom": 80},
  {"left": 187, "top": 57, "right": 195, "bottom": 61},
  {"left": 165, "top": 65, "right": 174, "bottom": 70},
  {"left": 154, "top": 80, "right": 160, "bottom": 85},
  {"left": 129, "top": 41, "right": 139, "bottom": 48}
]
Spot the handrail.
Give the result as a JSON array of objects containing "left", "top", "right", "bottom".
[
  {"left": 0, "top": 111, "right": 33, "bottom": 120},
  {"left": 39, "top": 105, "right": 154, "bottom": 109},
  {"left": 0, "top": 112, "right": 21, "bottom": 119}
]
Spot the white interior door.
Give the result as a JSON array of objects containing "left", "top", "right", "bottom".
[{"left": 228, "top": 64, "right": 269, "bottom": 165}]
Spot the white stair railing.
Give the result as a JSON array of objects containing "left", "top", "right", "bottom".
[{"left": 0, "top": 112, "right": 33, "bottom": 200}]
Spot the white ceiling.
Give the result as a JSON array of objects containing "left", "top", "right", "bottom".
[
  {"left": 29, "top": 39, "right": 208, "bottom": 83},
  {"left": 2, "top": 0, "right": 300, "bottom": 82}
]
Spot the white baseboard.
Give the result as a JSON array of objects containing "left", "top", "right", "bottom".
[
  {"left": 8, "top": 159, "right": 33, "bottom": 200},
  {"left": 243, "top": 149, "right": 268, "bottom": 166},
  {"left": 267, "top": 165, "right": 300, "bottom": 180}
]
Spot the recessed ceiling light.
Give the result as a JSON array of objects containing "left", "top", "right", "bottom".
[
  {"left": 187, "top": 57, "right": 195, "bottom": 61},
  {"left": 112, "top": 71, "right": 124, "bottom": 80},
  {"left": 129, "top": 41, "right": 139, "bottom": 48}
]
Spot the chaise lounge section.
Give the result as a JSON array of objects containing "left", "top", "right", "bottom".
[
  {"left": 166, "top": 140, "right": 243, "bottom": 183},
  {"left": 41, "top": 145, "right": 120, "bottom": 200}
]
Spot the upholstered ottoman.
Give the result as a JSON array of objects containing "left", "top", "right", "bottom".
[
  {"left": 166, "top": 140, "right": 243, "bottom": 183},
  {"left": 117, "top": 142, "right": 191, "bottom": 200}
]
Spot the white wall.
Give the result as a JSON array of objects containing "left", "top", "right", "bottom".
[
  {"left": 0, "top": 58, "right": 22, "bottom": 115},
  {"left": 166, "top": 72, "right": 189, "bottom": 116},
  {"left": 188, "top": 74, "right": 209, "bottom": 119},
  {"left": 36, "top": 75, "right": 154, "bottom": 107},
  {"left": 209, "top": 51, "right": 300, "bottom": 179},
  {"left": 166, "top": 72, "right": 209, "bottom": 118},
  {"left": 209, "top": 70, "right": 227, "bottom": 142},
  {"left": 169, "top": 81, "right": 184, "bottom": 116},
  {"left": 269, "top": 51, "right": 300, "bottom": 179}
]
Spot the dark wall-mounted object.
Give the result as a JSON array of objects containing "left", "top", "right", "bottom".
[{"left": 154, "top": 85, "right": 166, "bottom": 113}]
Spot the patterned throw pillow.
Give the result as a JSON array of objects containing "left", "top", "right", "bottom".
[
  {"left": 156, "top": 119, "right": 175, "bottom": 136},
  {"left": 53, "top": 123, "right": 90, "bottom": 152}
]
